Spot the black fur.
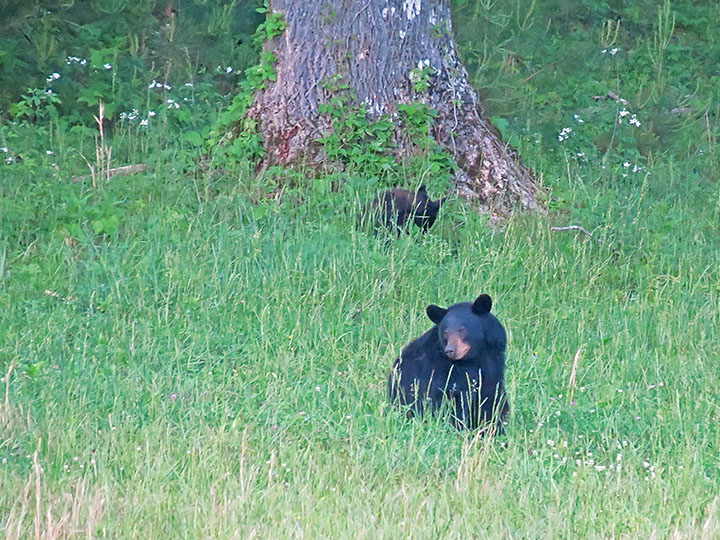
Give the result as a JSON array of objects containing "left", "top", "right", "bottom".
[{"left": 363, "top": 186, "right": 445, "bottom": 234}]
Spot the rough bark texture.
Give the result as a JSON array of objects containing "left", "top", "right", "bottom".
[{"left": 246, "top": 0, "right": 537, "bottom": 212}]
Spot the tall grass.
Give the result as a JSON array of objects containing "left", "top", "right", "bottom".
[{"left": 1, "top": 149, "right": 719, "bottom": 537}]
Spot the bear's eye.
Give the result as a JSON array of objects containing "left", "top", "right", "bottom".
[
  {"left": 442, "top": 331, "right": 449, "bottom": 341},
  {"left": 458, "top": 328, "right": 467, "bottom": 338}
]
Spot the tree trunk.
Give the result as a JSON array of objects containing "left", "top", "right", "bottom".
[{"left": 246, "top": 0, "right": 538, "bottom": 213}]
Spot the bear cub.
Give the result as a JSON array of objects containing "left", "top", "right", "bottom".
[
  {"left": 364, "top": 186, "right": 445, "bottom": 234},
  {"left": 388, "top": 294, "right": 509, "bottom": 431}
]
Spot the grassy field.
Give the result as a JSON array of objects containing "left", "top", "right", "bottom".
[{"left": 1, "top": 148, "right": 719, "bottom": 537}]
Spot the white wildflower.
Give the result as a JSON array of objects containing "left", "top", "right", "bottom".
[{"left": 558, "top": 127, "right": 573, "bottom": 141}]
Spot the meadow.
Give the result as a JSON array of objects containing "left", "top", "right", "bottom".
[{"left": 2, "top": 0, "right": 720, "bottom": 538}]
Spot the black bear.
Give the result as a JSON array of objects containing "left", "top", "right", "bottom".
[
  {"left": 363, "top": 186, "right": 445, "bottom": 234},
  {"left": 388, "top": 294, "right": 509, "bottom": 431}
]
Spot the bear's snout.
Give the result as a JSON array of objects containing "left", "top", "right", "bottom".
[{"left": 444, "top": 334, "right": 470, "bottom": 360}]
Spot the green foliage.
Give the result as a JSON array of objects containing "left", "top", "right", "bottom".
[
  {"left": 206, "top": 6, "right": 286, "bottom": 166},
  {"left": 8, "top": 87, "right": 61, "bottom": 122},
  {"left": 0, "top": 0, "right": 264, "bottom": 151},
  {"left": 452, "top": 0, "right": 719, "bottom": 177},
  {"left": 409, "top": 65, "right": 435, "bottom": 93},
  {"left": 253, "top": 4, "right": 289, "bottom": 45},
  {"left": 315, "top": 76, "right": 454, "bottom": 193}
]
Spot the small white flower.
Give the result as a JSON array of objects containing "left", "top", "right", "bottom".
[
  {"left": 46, "top": 150, "right": 54, "bottom": 155},
  {"left": 609, "top": 47, "right": 620, "bottom": 55},
  {"left": 0, "top": 147, "right": 8, "bottom": 153},
  {"left": 148, "top": 110, "right": 156, "bottom": 117},
  {"left": 577, "top": 152, "right": 585, "bottom": 157},
  {"left": 619, "top": 109, "right": 630, "bottom": 118},
  {"left": 163, "top": 83, "right": 172, "bottom": 90},
  {"left": 622, "top": 161, "right": 631, "bottom": 168},
  {"left": 148, "top": 80, "right": 157, "bottom": 89},
  {"left": 46, "top": 72, "right": 61, "bottom": 83},
  {"left": 225, "top": 66, "right": 234, "bottom": 73},
  {"left": 103, "top": 63, "right": 112, "bottom": 70},
  {"left": 557, "top": 127, "right": 573, "bottom": 141},
  {"left": 573, "top": 114, "right": 584, "bottom": 123},
  {"left": 601, "top": 49, "right": 607, "bottom": 54},
  {"left": 547, "top": 439, "right": 555, "bottom": 447},
  {"left": 139, "top": 118, "right": 149, "bottom": 126},
  {"left": 185, "top": 82, "right": 194, "bottom": 87}
]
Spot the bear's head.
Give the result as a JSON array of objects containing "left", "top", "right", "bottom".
[
  {"left": 426, "top": 294, "right": 506, "bottom": 361},
  {"left": 411, "top": 186, "right": 446, "bottom": 230}
]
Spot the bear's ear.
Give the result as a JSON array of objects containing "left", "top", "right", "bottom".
[
  {"left": 426, "top": 304, "right": 448, "bottom": 324},
  {"left": 417, "top": 185, "right": 427, "bottom": 194},
  {"left": 472, "top": 294, "right": 492, "bottom": 315}
]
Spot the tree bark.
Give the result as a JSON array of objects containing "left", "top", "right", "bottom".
[{"left": 246, "top": 0, "right": 538, "bottom": 213}]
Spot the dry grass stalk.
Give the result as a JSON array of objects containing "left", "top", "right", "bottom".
[{"left": 79, "top": 102, "right": 113, "bottom": 188}]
